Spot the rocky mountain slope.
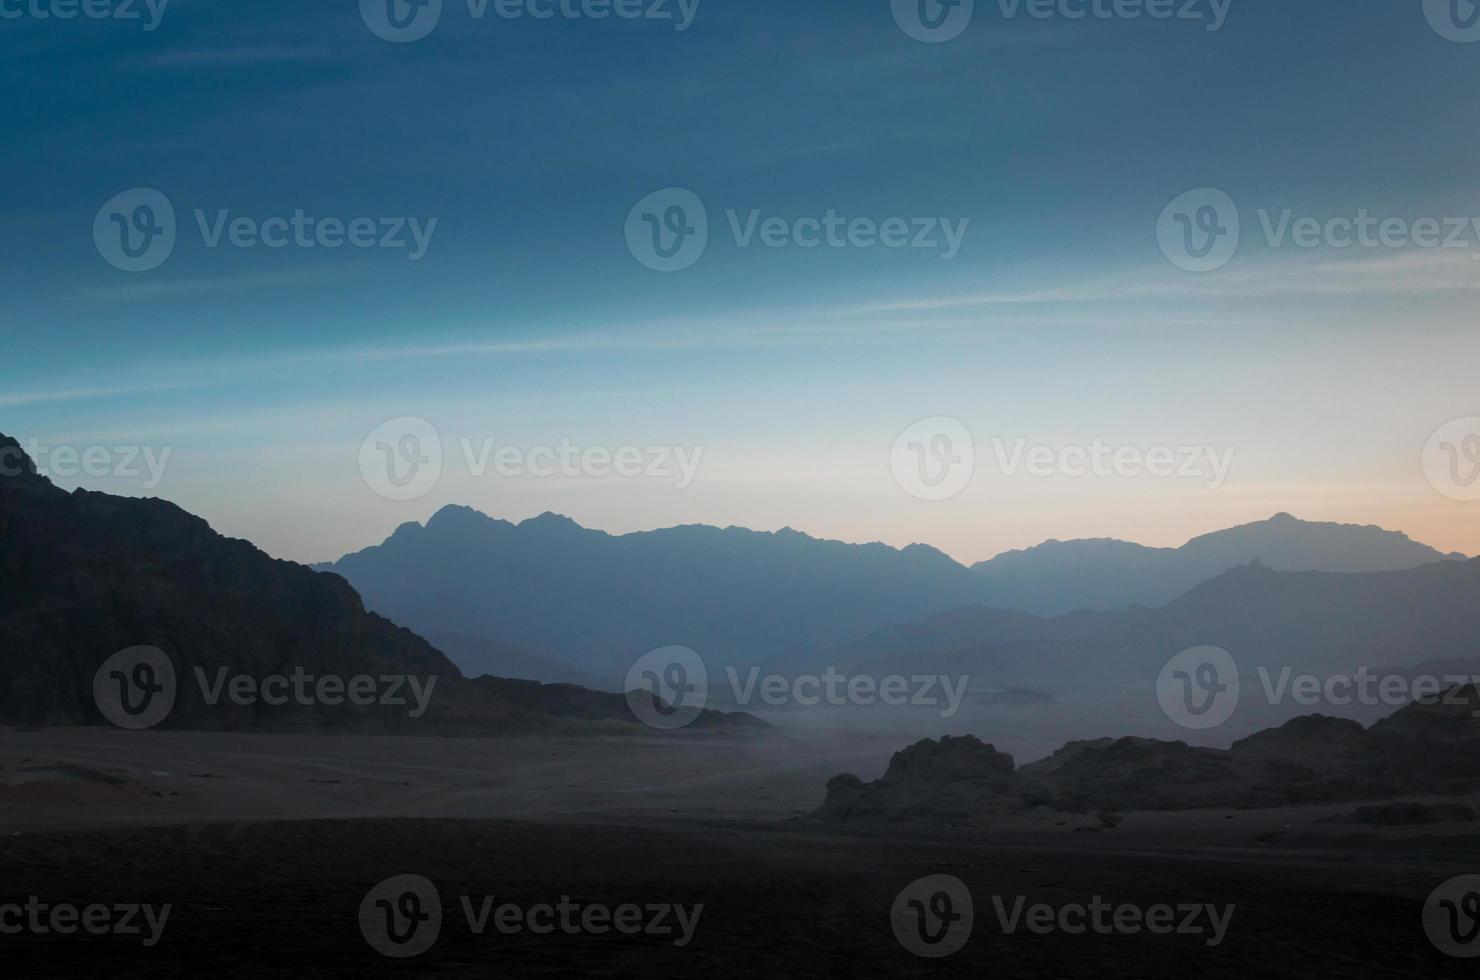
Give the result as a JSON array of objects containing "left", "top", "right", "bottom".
[{"left": 0, "top": 433, "right": 752, "bottom": 735}]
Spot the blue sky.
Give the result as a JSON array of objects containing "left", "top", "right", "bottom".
[{"left": 3, "top": 0, "right": 1479, "bottom": 563}]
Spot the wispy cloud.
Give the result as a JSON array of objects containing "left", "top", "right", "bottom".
[
  {"left": 87, "top": 265, "right": 359, "bottom": 303},
  {"left": 845, "top": 249, "right": 1480, "bottom": 318},
  {"left": 141, "top": 44, "right": 327, "bottom": 70}
]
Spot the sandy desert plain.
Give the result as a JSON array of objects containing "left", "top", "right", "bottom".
[{"left": 2, "top": 723, "right": 1478, "bottom": 978}]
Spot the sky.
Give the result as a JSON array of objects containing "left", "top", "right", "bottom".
[{"left": 2, "top": 0, "right": 1479, "bottom": 564}]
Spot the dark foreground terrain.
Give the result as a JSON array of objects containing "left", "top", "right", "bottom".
[{"left": 2, "top": 812, "right": 1477, "bottom": 978}]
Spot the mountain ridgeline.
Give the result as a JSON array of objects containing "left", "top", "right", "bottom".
[
  {"left": 815, "top": 557, "right": 1480, "bottom": 698},
  {"left": 321, "top": 505, "right": 1464, "bottom": 678}
]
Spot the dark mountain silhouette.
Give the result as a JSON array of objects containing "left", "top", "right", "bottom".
[
  {"left": 969, "top": 512, "right": 1464, "bottom": 615},
  {"left": 321, "top": 506, "right": 1462, "bottom": 676},
  {"left": 432, "top": 633, "right": 620, "bottom": 690},
  {"left": 0, "top": 433, "right": 751, "bottom": 734},
  {"left": 320, "top": 505, "right": 985, "bottom": 674},
  {"left": 812, "top": 685, "right": 1480, "bottom": 822}
]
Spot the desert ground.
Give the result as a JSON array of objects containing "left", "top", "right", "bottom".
[{"left": 2, "top": 728, "right": 1479, "bottom": 977}]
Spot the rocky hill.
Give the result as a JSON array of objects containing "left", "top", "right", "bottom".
[
  {"left": 811, "top": 686, "right": 1480, "bottom": 823},
  {"left": 0, "top": 433, "right": 754, "bottom": 735}
]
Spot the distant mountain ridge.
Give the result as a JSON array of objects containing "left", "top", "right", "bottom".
[
  {"left": 321, "top": 506, "right": 1463, "bottom": 677},
  {"left": 321, "top": 505, "right": 986, "bottom": 675},
  {"left": 970, "top": 512, "right": 1464, "bottom": 615},
  {"left": 817, "top": 557, "right": 1480, "bottom": 709}
]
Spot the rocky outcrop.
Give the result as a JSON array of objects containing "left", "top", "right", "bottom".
[
  {"left": 812, "top": 735, "right": 1044, "bottom": 822},
  {"left": 811, "top": 692, "right": 1480, "bottom": 823}
]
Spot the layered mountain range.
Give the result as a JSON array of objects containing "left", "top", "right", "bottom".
[
  {"left": 321, "top": 504, "right": 1467, "bottom": 681},
  {"left": 802, "top": 556, "right": 1480, "bottom": 695}
]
